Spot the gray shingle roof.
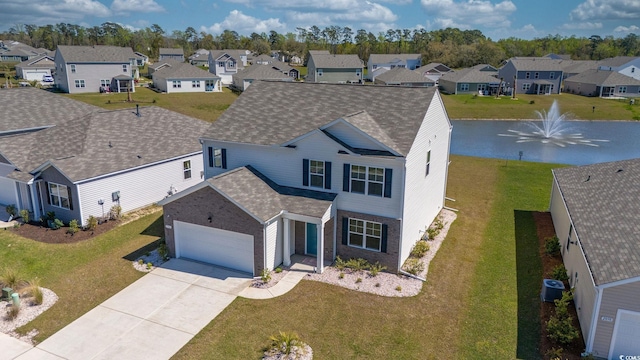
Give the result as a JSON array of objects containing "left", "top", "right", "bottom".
[
  {"left": 0, "top": 87, "right": 99, "bottom": 135},
  {"left": 375, "top": 67, "right": 435, "bottom": 84},
  {"left": 420, "top": 63, "right": 452, "bottom": 73},
  {"left": 564, "top": 69, "right": 640, "bottom": 86},
  {"left": 310, "top": 53, "right": 363, "bottom": 69},
  {"left": 201, "top": 81, "right": 438, "bottom": 156},
  {"left": 153, "top": 62, "right": 220, "bottom": 80},
  {"left": 440, "top": 68, "right": 501, "bottom": 83},
  {"left": 149, "top": 60, "right": 180, "bottom": 71},
  {"left": 507, "top": 58, "right": 565, "bottom": 71},
  {"left": 56, "top": 45, "right": 137, "bottom": 63},
  {"left": 232, "top": 65, "right": 293, "bottom": 81},
  {"left": 0, "top": 106, "right": 210, "bottom": 182},
  {"left": 553, "top": 158, "right": 640, "bottom": 285},
  {"left": 207, "top": 165, "right": 336, "bottom": 221},
  {"left": 368, "top": 54, "right": 421, "bottom": 65},
  {"left": 159, "top": 48, "right": 184, "bottom": 55},
  {"left": 15, "top": 55, "right": 55, "bottom": 69},
  {"left": 599, "top": 56, "right": 637, "bottom": 68},
  {"left": 561, "top": 60, "right": 598, "bottom": 74}
]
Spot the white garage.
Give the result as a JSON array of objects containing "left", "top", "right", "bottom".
[
  {"left": 173, "top": 221, "right": 254, "bottom": 274},
  {"left": 610, "top": 310, "right": 640, "bottom": 359},
  {"left": 22, "top": 69, "right": 50, "bottom": 82},
  {"left": 0, "top": 177, "right": 17, "bottom": 206}
]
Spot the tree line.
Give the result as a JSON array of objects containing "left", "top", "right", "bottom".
[{"left": 3, "top": 23, "right": 640, "bottom": 68}]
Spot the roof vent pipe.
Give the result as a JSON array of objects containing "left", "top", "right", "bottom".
[{"left": 136, "top": 104, "right": 140, "bottom": 117}]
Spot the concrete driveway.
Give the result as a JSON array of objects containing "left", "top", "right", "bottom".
[{"left": 14, "top": 259, "right": 251, "bottom": 360}]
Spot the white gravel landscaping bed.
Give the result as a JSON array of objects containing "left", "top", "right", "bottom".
[{"left": 1, "top": 287, "right": 58, "bottom": 344}]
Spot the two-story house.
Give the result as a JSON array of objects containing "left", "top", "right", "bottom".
[
  {"left": 158, "top": 81, "right": 452, "bottom": 277},
  {"left": 307, "top": 52, "right": 364, "bottom": 83},
  {"left": 597, "top": 56, "right": 640, "bottom": 81},
  {"left": 208, "top": 50, "right": 245, "bottom": 85},
  {"left": 498, "top": 58, "right": 564, "bottom": 95},
  {"left": 158, "top": 48, "right": 185, "bottom": 62},
  {"left": 54, "top": 45, "right": 138, "bottom": 94},
  {"left": 367, "top": 54, "right": 421, "bottom": 82}
]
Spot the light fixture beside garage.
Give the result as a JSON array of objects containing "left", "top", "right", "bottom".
[{"left": 207, "top": 213, "right": 212, "bottom": 223}]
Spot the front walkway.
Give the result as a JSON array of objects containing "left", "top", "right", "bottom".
[
  {"left": 0, "top": 205, "right": 18, "bottom": 228},
  {"left": 239, "top": 255, "right": 316, "bottom": 299}
]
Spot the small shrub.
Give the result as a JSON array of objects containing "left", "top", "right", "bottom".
[
  {"left": 547, "top": 314, "right": 579, "bottom": 345},
  {"left": 334, "top": 256, "right": 347, "bottom": 271},
  {"left": 45, "top": 211, "right": 56, "bottom": 221},
  {"left": 157, "top": 240, "right": 169, "bottom": 260},
  {"left": 274, "top": 267, "right": 283, "bottom": 273},
  {"left": 13, "top": 223, "right": 20, "bottom": 229},
  {"left": 5, "top": 204, "right": 17, "bottom": 217},
  {"left": 554, "top": 291, "right": 573, "bottom": 318},
  {"left": 50, "top": 218, "right": 64, "bottom": 230},
  {"left": 426, "top": 227, "right": 438, "bottom": 240},
  {"left": 549, "top": 264, "right": 569, "bottom": 283},
  {"left": 145, "top": 251, "right": 151, "bottom": 256},
  {"left": 86, "top": 215, "right": 98, "bottom": 231},
  {"left": 433, "top": 218, "right": 444, "bottom": 230},
  {"left": 110, "top": 205, "right": 122, "bottom": 220},
  {"left": 369, "top": 262, "right": 387, "bottom": 277},
  {"left": 266, "top": 331, "right": 304, "bottom": 356},
  {"left": 338, "top": 272, "right": 344, "bottom": 279},
  {"left": 529, "top": 100, "right": 535, "bottom": 104},
  {"left": 21, "top": 278, "right": 43, "bottom": 305},
  {"left": 545, "top": 347, "right": 564, "bottom": 360},
  {"left": 404, "top": 258, "right": 425, "bottom": 275},
  {"left": 355, "top": 277, "right": 362, "bottom": 283},
  {"left": 375, "top": 283, "right": 380, "bottom": 287},
  {"left": 19, "top": 209, "right": 29, "bottom": 223},
  {"left": 410, "top": 240, "right": 430, "bottom": 258},
  {"left": 7, "top": 304, "right": 20, "bottom": 319},
  {"left": 395, "top": 286, "right": 402, "bottom": 292},
  {"left": 67, "top": 219, "right": 79, "bottom": 234},
  {"left": 261, "top": 268, "right": 272, "bottom": 283},
  {"left": 0, "top": 268, "right": 23, "bottom": 289},
  {"left": 345, "top": 258, "right": 370, "bottom": 272},
  {"left": 138, "top": 259, "right": 144, "bottom": 265},
  {"left": 545, "top": 236, "right": 561, "bottom": 257},
  {"left": 146, "top": 262, "right": 153, "bottom": 270}
]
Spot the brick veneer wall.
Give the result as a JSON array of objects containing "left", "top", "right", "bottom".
[
  {"left": 336, "top": 210, "right": 401, "bottom": 273},
  {"left": 162, "top": 186, "right": 264, "bottom": 275}
]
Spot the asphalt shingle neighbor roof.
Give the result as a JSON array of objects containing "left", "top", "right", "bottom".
[
  {"left": 233, "top": 65, "right": 293, "bottom": 81},
  {"left": 57, "top": 45, "right": 136, "bottom": 63},
  {"left": 153, "top": 62, "right": 220, "bottom": 80},
  {"left": 375, "top": 67, "right": 433, "bottom": 83},
  {"left": 201, "top": 81, "right": 438, "bottom": 156},
  {"left": 310, "top": 53, "right": 363, "bottom": 68},
  {"left": 553, "top": 158, "right": 640, "bottom": 285},
  {"left": 564, "top": 69, "right": 640, "bottom": 86}
]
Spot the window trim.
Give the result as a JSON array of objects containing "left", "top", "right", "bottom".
[
  {"left": 74, "top": 79, "right": 85, "bottom": 88},
  {"left": 348, "top": 218, "right": 382, "bottom": 252},
  {"left": 619, "top": 86, "right": 627, "bottom": 94},
  {"left": 172, "top": 80, "right": 181, "bottom": 88},
  {"left": 48, "top": 182, "right": 71, "bottom": 210},
  {"left": 525, "top": 72, "right": 530, "bottom": 79},
  {"left": 213, "top": 148, "right": 223, "bottom": 168},
  {"left": 192, "top": 80, "right": 201, "bottom": 88},
  {"left": 122, "top": 64, "right": 128, "bottom": 73},
  {"left": 70, "top": 64, "right": 76, "bottom": 73},
  {"left": 460, "top": 83, "right": 469, "bottom": 91},
  {"left": 183, "top": 160, "right": 192, "bottom": 180},
  {"left": 309, "top": 160, "right": 325, "bottom": 188}
]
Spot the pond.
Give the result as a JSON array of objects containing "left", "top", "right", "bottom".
[{"left": 450, "top": 120, "right": 640, "bottom": 165}]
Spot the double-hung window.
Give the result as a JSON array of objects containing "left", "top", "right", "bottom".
[
  {"left": 75, "top": 79, "right": 85, "bottom": 88},
  {"left": 367, "top": 167, "right": 384, "bottom": 196},
  {"left": 525, "top": 72, "right": 530, "bottom": 79},
  {"left": 619, "top": 86, "right": 627, "bottom": 94},
  {"left": 70, "top": 64, "right": 76, "bottom": 73},
  {"left": 122, "top": 64, "right": 128, "bottom": 73},
  {"left": 344, "top": 164, "right": 392, "bottom": 198},
  {"left": 460, "top": 83, "right": 469, "bottom": 91},
  {"left": 183, "top": 160, "right": 192, "bottom": 179},
  {"left": 310, "top": 160, "right": 325, "bottom": 188},
  {"left": 192, "top": 80, "right": 200, "bottom": 88},
  {"left": 426, "top": 150, "right": 431, "bottom": 176},
  {"left": 350, "top": 165, "right": 367, "bottom": 194},
  {"left": 48, "top": 182, "right": 71, "bottom": 209},
  {"left": 348, "top": 219, "right": 382, "bottom": 251},
  {"left": 173, "top": 80, "right": 181, "bottom": 88},
  {"left": 212, "top": 148, "right": 225, "bottom": 168}
]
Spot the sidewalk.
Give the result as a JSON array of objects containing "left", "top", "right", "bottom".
[{"left": 239, "top": 256, "right": 315, "bottom": 299}]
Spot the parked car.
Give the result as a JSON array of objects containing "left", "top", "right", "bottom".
[{"left": 42, "top": 74, "right": 54, "bottom": 83}]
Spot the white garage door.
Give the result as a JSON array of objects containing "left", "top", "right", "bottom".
[
  {"left": 25, "top": 70, "right": 49, "bottom": 82},
  {"left": 174, "top": 221, "right": 254, "bottom": 274},
  {"left": 0, "top": 177, "right": 17, "bottom": 206},
  {"left": 610, "top": 310, "right": 640, "bottom": 359}
]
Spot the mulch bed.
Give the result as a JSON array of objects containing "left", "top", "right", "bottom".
[
  {"left": 7, "top": 220, "right": 118, "bottom": 244},
  {"left": 533, "top": 211, "right": 585, "bottom": 360}
]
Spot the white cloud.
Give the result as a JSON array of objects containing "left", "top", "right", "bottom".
[
  {"left": 0, "top": 0, "right": 111, "bottom": 25},
  {"left": 201, "top": 10, "right": 286, "bottom": 34},
  {"left": 614, "top": 25, "right": 640, "bottom": 33},
  {"left": 570, "top": 0, "right": 640, "bottom": 21},
  {"left": 111, "top": 0, "right": 165, "bottom": 13},
  {"left": 421, "top": 0, "right": 516, "bottom": 29},
  {"left": 560, "top": 22, "right": 603, "bottom": 30}
]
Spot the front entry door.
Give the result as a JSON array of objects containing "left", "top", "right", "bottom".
[{"left": 306, "top": 223, "right": 317, "bottom": 256}]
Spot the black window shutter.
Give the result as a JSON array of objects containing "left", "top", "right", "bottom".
[
  {"left": 384, "top": 168, "right": 393, "bottom": 198},
  {"left": 342, "top": 163, "right": 350, "bottom": 192},
  {"left": 324, "top": 161, "right": 331, "bottom": 189},
  {"left": 45, "top": 182, "right": 50, "bottom": 204},
  {"left": 221, "top": 148, "right": 227, "bottom": 169},
  {"left": 208, "top": 147, "right": 213, "bottom": 167},
  {"left": 68, "top": 187, "right": 74, "bottom": 211},
  {"left": 342, "top": 217, "right": 349, "bottom": 245},
  {"left": 381, "top": 224, "right": 388, "bottom": 253},
  {"left": 302, "top": 159, "right": 309, "bottom": 186}
]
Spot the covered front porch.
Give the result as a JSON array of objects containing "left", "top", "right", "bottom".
[
  {"left": 533, "top": 80, "right": 554, "bottom": 95},
  {"left": 111, "top": 75, "right": 135, "bottom": 94}
]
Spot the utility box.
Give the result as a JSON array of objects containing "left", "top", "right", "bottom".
[
  {"left": 2, "top": 287, "right": 12, "bottom": 300},
  {"left": 541, "top": 279, "right": 565, "bottom": 302}
]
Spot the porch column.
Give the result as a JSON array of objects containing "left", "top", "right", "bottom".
[
  {"left": 316, "top": 222, "right": 324, "bottom": 273},
  {"left": 28, "top": 182, "right": 40, "bottom": 222},
  {"left": 283, "top": 218, "right": 291, "bottom": 266}
]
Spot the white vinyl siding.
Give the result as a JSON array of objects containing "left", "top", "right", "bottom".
[
  {"left": 77, "top": 153, "right": 203, "bottom": 226},
  {"left": 400, "top": 92, "right": 451, "bottom": 265},
  {"left": 265, "top": 218, "right": 283, "bottom": 270},
  {"left": 593, "top": 281, "right": 640, "bottom": 357},
  {"left": 309, "top": 160, "right": 325, "bottom": 188},
  {"left": 0, "top": 176, "right": 17, "bottom": 207}
]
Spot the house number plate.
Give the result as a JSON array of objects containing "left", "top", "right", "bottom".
[{"left": 601, "top": 316, "right": 613, "bottom": 322}]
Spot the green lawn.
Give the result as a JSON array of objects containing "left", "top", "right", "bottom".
[
  {"left": 65, "top": 87, "right": 238, "bottom": 123},
  {"left": 172, "top": 155, "right": 558, "bottom": 359},
  {"left": 2, "top": 213, "right": 164, "bottom": 342},
  {"left": 441, "top": 93, "right": 639, "bottom": 120}
]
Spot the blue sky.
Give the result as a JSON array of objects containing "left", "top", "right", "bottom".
[{"left": 0, "top": 0, "right": 638, "bottom": 40}]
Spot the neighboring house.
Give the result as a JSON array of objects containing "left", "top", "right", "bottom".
[
  {"left": 373, "top": 67, "right": 435, "bottom": 87},
  {"left": 597, "top": 56, "right": 640, "bottom": 81},
  {"left": 498, "top": 58, "right": 564, "bottom": 95},
  {"left": 414, "top": 63, "right": 452, "bottom": 84},
  {"left": 208, "top": 50, "right": 245, "bottom": 85},
  {"left": 189, "top": 49, "right": 210, "bottom": 67},
  {"left": 158, "top": 81, "right": 452, "bottom": 277},
  {"left": 549, "top": 158, "right": 640, "bottom": 359},
  {"left": 231, "top": 65, "right": 294, "bottom": 91},
  {"left": 561, "top": 60, "right": 599, "bottom": 79},
  {"left": 471, "top": 63, "right": 499, "bottom": 75},
  {"left": 0, "top": 87, "right": 209, "bottom": 226},
  {"left": 53, "top": 45, "right": 139, "bottom": 94},
  {"left": 148, "top": 60, "right": 179, "bottom": 77},
  {"left": 133, "top": 51, "right": 149, "bottom": 66},
  {"left": 254, "top": 54, "right": 275, "bottom": 65},
  {"left": 158, "top": 48, "right": 185, "bottom": 62},
  {"left": 367, "top": 54, "right": 421, "bottom": 81},
  {"left": 439, "top": 67, "right": 501, "bottom": 95},
  {"left": 545, "top": 53, "right": 572, "bottom": 60},
  {"left": 152, "top": 62, "right": 222, "bottom": 93},
  {"left": 0, "top": 41, "right": 48, "bottom": 62},
  {"left": 15, "top": 55, "right": 55, "bottom": 83},
  {"left": 251, "top": 54, "right": 299, "bottom": 79},
  {"left": 563, "top": 69, "right": 640, "bottom": 97},
  {"left": 307, "top": 53, "right": 363, "bottom": 83}
]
